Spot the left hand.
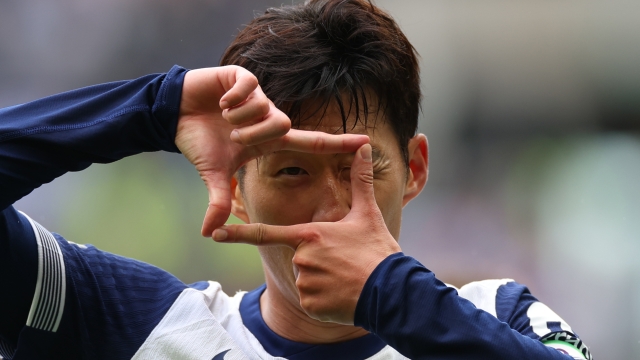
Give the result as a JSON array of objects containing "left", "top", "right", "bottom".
[{"left": 211, "top": 144, "right": 402, "bottom": 325}]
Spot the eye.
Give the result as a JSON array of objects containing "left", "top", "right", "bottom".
[{"left": 277, "top": 167, "right": 309, "bottom": 176}]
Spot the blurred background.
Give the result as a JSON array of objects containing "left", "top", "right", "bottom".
[{"left": 3, "top": 0, "right": 639, "bottom": 357}]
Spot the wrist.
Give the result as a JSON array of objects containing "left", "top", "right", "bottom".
[{"left": 155, "top": 65, "right": 189, "bottom": 153}]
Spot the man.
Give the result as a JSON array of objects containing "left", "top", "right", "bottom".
[
  {"left": 0, "top": 0, "right": 591, "bottom": 359},
  {"left": 212, "top": 1, "right": 592, "bottom": 359}
]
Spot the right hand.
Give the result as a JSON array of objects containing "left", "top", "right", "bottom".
[
  {"left": 174, "top": 66, "right": 370, "bottom": 236},
  {"left": 211, "top": 144, "right": 402, "bottom": 325}
]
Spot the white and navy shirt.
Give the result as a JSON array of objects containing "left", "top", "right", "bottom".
[
  {"left": 0, "top": 66, "right": 591, "bottom": 359},
  {"left": 0, "top": 210, "right": 590, "bottom": 360}
]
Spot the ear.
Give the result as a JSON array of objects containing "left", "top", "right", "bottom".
[
  {"left": 402, "top": 134, "right": 428, "bottom": 207},
  {"left": 230, "top": 175, "right": 250, "bottom": 223}
]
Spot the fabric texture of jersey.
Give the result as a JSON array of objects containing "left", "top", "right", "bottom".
[
  {"left": 1, "top": 214, "right": 587, "bottom": 360},
  {"left": 0, "top": 66, "right": 591, "bottom": 359}
]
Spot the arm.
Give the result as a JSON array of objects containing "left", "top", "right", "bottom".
[
  {"left": 354, "top": 254, "right": 591, "bottom": 359},
  {"left": 0, "top": 65, "right": 368, "bottom": 357},
  {"left": 0, "top": 66, "right": 186, "bottom": 211},
  {"left": 0, "top": 66, "right": 187, "bottom": 353}
]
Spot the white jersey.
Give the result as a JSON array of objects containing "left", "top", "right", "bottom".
[{"left": 131, "top": 281, "right": 407, "bottom": 360}]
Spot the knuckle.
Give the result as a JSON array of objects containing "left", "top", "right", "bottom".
[
  {"left": 292, "top": 253, "right": 301, "bottom": 266},
  {"left": 299, "top": 296, "right": 314, "bottom": 313},
  {"left": 299, "top": 228, "right": 320, "bottom": 243},
  {"left": 255, "top": 223, "right": 267, "bottom": 245},
  {"left": 238, "top": 129, "right": 254, "bottom": 145},
  {"left": 292, "top": 254, "right": 312, "bottom": 269},
  {"left": 357, "top": 169, "right": 374, "bottom": 185},
  {"left": 246, "top": 73, "right": 259, "bottom": 88},
  {"left": 276, "top": 117, "right": 291, "bottom": 134},
  {"left": 256, "top": 98, "right": 270, "bottom": 116},
  {"left": 313, "top": 137, "right": 326, "bottom": 153},
  {"left": 303, "top": 300, "right": 322, "bottom": 318},
  {"left": 295, "top": 276, "right": 308, "bottom": 292}
]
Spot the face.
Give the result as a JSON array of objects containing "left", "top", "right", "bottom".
[{"left": 230, "top": 104, "right": 428, "bottom": 307}]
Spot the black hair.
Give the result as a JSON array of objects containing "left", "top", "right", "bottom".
[{"left": 222, "top": 0, "right": 421, "bottom": 184}]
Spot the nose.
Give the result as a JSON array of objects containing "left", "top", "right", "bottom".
[{"left": 310, "top": 170, "right": 352, "bottom": 223}]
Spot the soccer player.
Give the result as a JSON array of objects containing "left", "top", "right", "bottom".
[{"left": 0, "top": 0, "right": 592, "bottom": 359}]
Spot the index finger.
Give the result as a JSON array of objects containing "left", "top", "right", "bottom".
[
  {"left": 212, "top": 223, "right": 306, "bottom": 249},
  {"left": 247, "top": 129, "right": 370, "bottom": 157},
  {"left": 283, "top": 129, "right": 370, "bottom": 153}
]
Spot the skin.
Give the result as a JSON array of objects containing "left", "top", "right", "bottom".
[
  {"left": 175, "top": 66, "right": 370, "bottom": 234},
  {"left": 227, "top": 104, "right": 429, "bottom": 343}
]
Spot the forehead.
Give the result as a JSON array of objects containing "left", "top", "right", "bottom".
[{"left": 294, "top": 100, "right": 393, "bottom": 140}]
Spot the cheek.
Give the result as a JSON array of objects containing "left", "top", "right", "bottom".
[{"left": 242, "top": 177, "right": 316, "bottom": 226}]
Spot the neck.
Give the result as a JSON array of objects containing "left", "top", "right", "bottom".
[{"left": 260, "top": 279, "right": 369, "bottom": 344}]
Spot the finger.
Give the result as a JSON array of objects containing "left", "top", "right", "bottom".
[
  {"left": 223, "top": 93, "right": 270, "bottom": 126},
  {"left": 283, "top": 130, "right": 370, "bottom": 154},
  {"left": 349, "top": 144, "right": 377, "bottom": 213},
  {"left": 245, "top": 130, "right": 370, "bottom": 157},
  {"left": 228, "top": 101, "right": 291, "bottom": 145},
  {"left": 218, "top": 66, "right": 259, "bottom": 110},
  {"left": 200, "top": 170, "right": 233, "bottom": 236},
  {"left": 212, "top": 222, "right": 306, "bottom": 249}
]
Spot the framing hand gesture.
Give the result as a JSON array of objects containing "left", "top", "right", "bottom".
[{"left": 175, "top": 66, "right": 370, "bottom": 236}]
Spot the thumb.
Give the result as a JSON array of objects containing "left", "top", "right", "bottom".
[
  {"left": 200, "top": 170, "right": 233, "bottom": 236},
  {"left": 350, "top": 144, "right": 377, "bottom": 214}
]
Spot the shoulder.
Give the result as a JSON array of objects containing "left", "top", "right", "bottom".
[
  {"left": 132, "top": 282, "right": 264, "bottom": 360},
  {"left": 454, "top": 279, "right": 549, "bottom": 324},
  {"left": 453, "top": 278, "right": 516, "bottom": 317},
  {"left": 17, "top": 212, "right": 191, "bottom": 358},
  {"left": 455, "top": 279, "right": 592, "bottom": 359},
  {"left": 454, "top": 279, "right": 573, "bottom": 335}
]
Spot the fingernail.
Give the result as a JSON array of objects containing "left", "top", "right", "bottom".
[
  {"left": 360, "top": 144, "right": 372, "bottom": 162},
  {"left": 230, "top": 130, "right": 241, "bottom": 143},
  {"left": 220, "top": 100, "right": 229, "bottom": 109},
  {"left": 212, "top": 227, "right": 228, "bottom": 241}
]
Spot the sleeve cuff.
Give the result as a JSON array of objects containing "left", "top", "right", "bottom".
[
  {"left": 353, "top": 251, "right": 408, "bottom": 331},
  {"left": 152, "top": 65, "right": 189, "bottom": 153}
]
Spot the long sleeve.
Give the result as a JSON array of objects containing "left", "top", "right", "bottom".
[
  {"left": 0, "top": 66, "right": 188, "bottom": 358},
  {"left": 354, "top": 253, "right": 591, "bottom": 360},
  {"left": 0, "top": 65, "right": 187, "bottom": 211}
]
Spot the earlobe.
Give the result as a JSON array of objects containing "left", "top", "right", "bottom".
[
  {"left": 402, "top": 134, "right": 428, "bottom": 207},
  {"left": 230, "top": 176, "right": 250, "bottom": 223}
]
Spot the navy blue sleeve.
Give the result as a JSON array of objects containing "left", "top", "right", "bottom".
[
  {"left": 0, "top": 65, "right": 187, "bottom": 357},
  {"left": 6, "top": 214, "right": 187, "bottom": 360},
  {"left": 51, "top": 232, "right": 187, "bottom": 360},
  {"left": 354, "top": 253, "right": 580, "bottom": 360},
  {"left": 0, "top": 65, "right": 187, "bottom": 211},
  {"left": 0, "top": 207, "right": 38, "bottom": 354}
]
